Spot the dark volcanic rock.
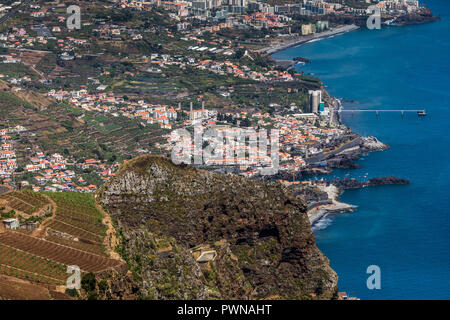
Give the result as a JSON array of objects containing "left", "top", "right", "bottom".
[
  {"left": 324, "top": 7, "right": 439, "bottom": 27},
  {"left": 98, "top": 155, "right": 338, "bottom": 300},
  {"left": 327, "top": 155, "right": 362, "bottom": 169},
  {"left": 330, "top": 176, "right": 410, "bottom": 190},
  {"left": 367, "top": 176, "right": 410, "bottom": 186},
  {"left": 395, "top": 8, "right": 440, "bottom": 26}
]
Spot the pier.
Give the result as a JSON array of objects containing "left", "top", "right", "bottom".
[{"left": 338, "top": 109, "right": 427, "bottom": 117}]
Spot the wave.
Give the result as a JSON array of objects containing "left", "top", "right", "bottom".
[{"left": 312, "top": 214, "right": 334, "bottom": 231}]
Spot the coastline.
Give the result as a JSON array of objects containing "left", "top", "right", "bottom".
[
  {"left": 266, "top": 26, "right": 398, "bottom": 228},
  {"left": 263, "top": 24, "right": 360, "bottom": 56},
  {"left": 302, "top": 103, "right": 390, "bottom": 227},
  {"left": 307, "top": 184, "right": 356, "bottom": 227}
]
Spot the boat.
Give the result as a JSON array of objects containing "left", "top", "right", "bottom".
[{"left": 417, "top": 110, "right": 426, "bottom": 116}]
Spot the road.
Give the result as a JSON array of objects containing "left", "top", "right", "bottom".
[
  {"left": 305, "top": 136, "right": 362, "bottom": 165},
  {"left": 0, "top": 0, "right": 33, "bottom": 26},
  {"left": 260, "top": 24, "right": 360, "bottom": 55}
]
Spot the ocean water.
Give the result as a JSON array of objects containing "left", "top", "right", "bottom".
[{"left": 273, "top": 0, "right": 450, "bottom": 299}]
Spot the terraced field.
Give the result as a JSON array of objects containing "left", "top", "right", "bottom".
[
  {"left": 45, "top": 235, "right": 105, "bottom": 256},
  {"left": 0, "top": 190, "right": 51, "bottom": 215},
  {"left": 0, "top": 243, "right": 67, "bottom": 285},
  {"left": 42, "top": 192, "right": 107, "bottom": 249},
  {"left": 0, "top": 190, "right": 123, "bottom": 294},
  {"left": 0, "top": 231, "right": 121, "bottom": 273}
]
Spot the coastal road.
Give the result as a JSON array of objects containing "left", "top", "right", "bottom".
[
  {"left": 306, "top": 136, "right": 362, "bottom": 165},
  {"left": 260, "top": 25, "right": 360, "bottom": 55}
]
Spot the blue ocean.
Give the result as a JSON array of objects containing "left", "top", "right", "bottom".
[{"left": 273, "top": 0, "right": 450, "bottom": 299}]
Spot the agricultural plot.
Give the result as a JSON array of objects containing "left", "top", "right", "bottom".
[
  {"left": 0, "top": 231, "right": 121, "bottom": 273},
  {"left": 46, "top": 220, "right": 104, "bottom": 243},
  {"left": 43, "top": 192, "right": 107, "bottom": 244},
  {"left": 0, "top": 243, "right": 67, "bottom": 285},
  {"left": 0, "top": 190, "right": 50, "bottom": 215},
  {"left": 45, "top": 235, "right": 106, "bottom": 256},
  {"left": 0, "top": 191, "right": 122, "bottom": 287}
]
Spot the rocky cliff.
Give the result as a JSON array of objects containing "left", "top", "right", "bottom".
[{"left": 97, "top": 155, "right": 338, "bottom": 300}]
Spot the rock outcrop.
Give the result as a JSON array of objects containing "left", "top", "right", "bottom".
[
  {"left": 330, "top": 177, "right": 410, "bottom": 190},
  {"left": 97, "top": 155, "right": 338, "bottom": 300},
  {"left": 360, "top": 136, "right": 389, "bottom": 153}
]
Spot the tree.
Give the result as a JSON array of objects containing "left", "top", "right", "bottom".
[
  {"left": 81, "top": 272, "right": 97, "bottom": 293},
  {"left": 234, "top": 48, "right": 245, "bottom": 60},
  {"left": 240, "top": 118, "right": 251, "bottom": 127}
]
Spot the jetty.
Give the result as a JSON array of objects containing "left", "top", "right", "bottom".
[{"left": 339, "top": 109, "right": 427, "bottom": 117}]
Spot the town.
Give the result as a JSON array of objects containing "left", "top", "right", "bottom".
[
  {"left": 0, "top": 0, "right": 438, "bottom": 303},
  {"left": 0, "top": 0, "right": 430, "bottom": 192}
]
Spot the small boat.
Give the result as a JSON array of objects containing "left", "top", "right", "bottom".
[{"left": 417, "top": 110, "right": 426, "bottom": 116}]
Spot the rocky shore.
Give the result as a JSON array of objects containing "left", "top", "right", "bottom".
[
  {"left": 323, "top": 7, "right": 440, "bottom": 28},
  {"left": 305, "top": 184, "right": 356, "bottom": 226},
  {"left": 390, "top": 7, "right": 440, "bottom": 26},
  {"left": 301, "top": 134, "right": 389, "bottom": 176},
  {"left": 299, "top": 176, "right": 410, "bottom": 227},
  {"left": 330, "top": 176, "right": 410, "bottom": 190}
]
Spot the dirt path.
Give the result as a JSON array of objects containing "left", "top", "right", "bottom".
[
  {"left": 30, "top": 65, "right": 46, "bottom": 80},
  {"left": 31, "top": 194, "right": 57, "bottom": 238},
  {"left": 95, "top": 201, "right": 123, "bottom": 262},
  {"left": 0, "top": 186, "right": 13, "bottom": 234}
]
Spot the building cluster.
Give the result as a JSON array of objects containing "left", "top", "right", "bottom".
[
  {"left": 194, "top": 58, "right": 294, "bottom": 82},
  {"left": 185, "top": 102, "right": 218, "bottom": 125},
  {"left": 301, "top": 20, "right": 329, "bottom": 35},
  {"left": 112, "top": 0, "right": 342, "bottom": 37},
  {"left": 120, "top": 0, "right": 422, "bottom": 20},
  {"left": 0, "top": 127, "right": 120, "bottom": 192},
  {"left": 163, "top": 99, "right": 345, "bottom": 177},
  {"left": 274, "top": 113, "right": 343, "bottom": 167},
  {"left": 0, "top": 26, "right": 89, "bottom": 52},
  {"left": 92, "top": 25, "right": 143, "bottom": 41},
  {"left": 47, "top": 89, "right": 179, "bottom": 129},
  {"left": 0, "top": 0, "right": 393, "bottom": 192},
  {"left": 28, "top": 152, "right": 120, "bottom": 193},
  {"left": 0, "top": 128, "right": 18, "bottom": 181},
  {"left": 0, "top": 27, "right": 49, "bottom": 49},
  {"left": 375, "top": 0, "right": 421, "bottom": 14},
  {"left": 120, "top": 0, "right": 340, "bottom": 17}
]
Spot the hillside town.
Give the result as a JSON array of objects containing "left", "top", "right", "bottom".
[
  {"left": 0, "top": 0, "right": 432, "bottom": 192},
  {"left": 0, "top": 0, "right": 441, "bottom": 303}
]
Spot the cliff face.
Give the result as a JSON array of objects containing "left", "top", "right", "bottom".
[{"left": 97, "top": 155, "right": 338, "bottom": 300}]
